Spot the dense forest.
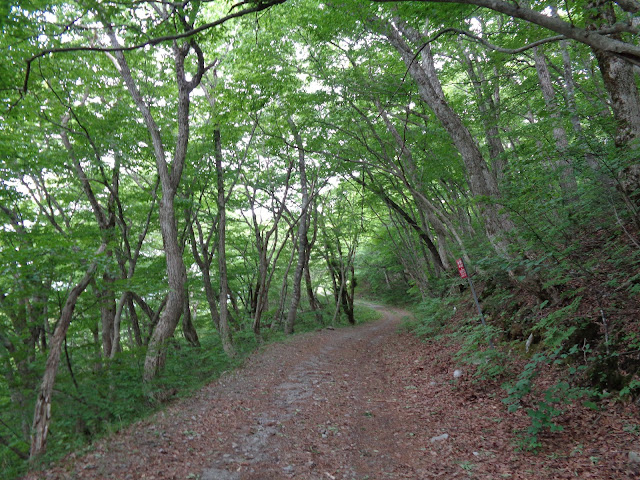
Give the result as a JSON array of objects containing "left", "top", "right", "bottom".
[{"left": 1, "top": 0, "right": 640, "bottom": 476}]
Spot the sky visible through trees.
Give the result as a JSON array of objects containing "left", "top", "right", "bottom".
[{"left": 1, "top": 0, "right": 640, "bottom": 476}]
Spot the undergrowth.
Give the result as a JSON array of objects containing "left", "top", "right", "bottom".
[{"left": 405, "top": 213, "right": 640, "bottom": 452}]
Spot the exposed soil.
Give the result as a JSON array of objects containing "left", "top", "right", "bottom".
[{"left": 26, "top": 304, "right": 640, "bottom": 479}]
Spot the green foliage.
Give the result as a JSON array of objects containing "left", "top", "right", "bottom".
[
  {"left": 407, "top": 297, "right": 455, "bottom": 339},
  {"left": 618, "top": 379, "right": 640, "bottom": 400},
  {"left": 502, "top": 353, "right": 590, "bottom": 451},
  {"left": 533, "top": 297, "right": 582, "bottom": 349},
  {"left": 455, "top": 322, "right": 509, "bottom": 380},
  {"left": 2, "top": 0, "right": 640, "bottom": 473}
]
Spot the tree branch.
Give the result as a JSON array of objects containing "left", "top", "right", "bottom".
[
  {"left": 420, "top": 27, "right": 565, "bottom": 54},
  {"left": 371, "top": 0, "right": 640, "bottom": 65},
  {"left": 18, "top": 0, "right": 287, "bottom": 98}
]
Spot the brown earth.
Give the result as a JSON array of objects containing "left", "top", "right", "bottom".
[{"left": 26, "top": 304, "right": 640, "bottom": 479}]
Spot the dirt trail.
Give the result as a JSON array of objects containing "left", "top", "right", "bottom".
[{"left": 29, "top": 305, "right": 639, "bottom": 479}]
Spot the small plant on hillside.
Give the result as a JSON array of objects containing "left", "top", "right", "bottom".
[
  {"left": 409, "top": 296, "right": 456, "bottom": 339},
  {"left": 502, "top": 353, "right": 590, "bottom": 451},
  {"left": 455, "top": 322, "right": 509, "bottom": 380},
  {"left": 532, "top": 297, "right": 582, "bottom": 350}
]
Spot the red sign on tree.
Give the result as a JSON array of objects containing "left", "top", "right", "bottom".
[{"left": 456, "top": 258, "right": 468, "bottom": 279}]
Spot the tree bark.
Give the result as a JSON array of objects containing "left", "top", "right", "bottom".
[
  {"left": 372, "top": 0, "right": 640, "bottom": 65},
  {"left": 109, "top": 292, "right": 129, "bottom": 358},
  {"left": 214, "top": 128, "right": 236, "bottom": 357},
  {"left": 182, "top": 292, "right": 200, "bottom": 347},
  {"left": 30, "top": 243, "right": 106, "bottom": 459},
  {"left": 586, "top": 1, "right": 640, "bottom": 203},
  {"left": 127, "top": 297, "right": 143, "bottom": 347},
  {"left": 275, "top": 231, "right": 298, "bottom": 328},
  {"left": 352, "top": 174, "right": 445, "bottom": 270},
  {"left": 284, "top": 115, "right": 311, "bottom": 335},
  {"left": 381, "top": 19, "right": 515, "bottom": 254},
  {"left": 533, "top": 46, "right": 578, "bottom": 196},
  {"left": 459, "top": 44, "right": 506, "bottom": 182},
  {"left": 60, "top": 103, "right": 119, "bottom": 358},
  {"left": 108, "top": 31, "right": 204, "bottom": 380},
  {"left": 188, "top": 215, "right": 223, "bottom": 332},
  {"left": 304, "top": 204, "right": 323, "bottom": 324}
]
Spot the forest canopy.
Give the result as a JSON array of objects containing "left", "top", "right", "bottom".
[{"left": 1, "top": 0, "right": 640, "bottom": 476}]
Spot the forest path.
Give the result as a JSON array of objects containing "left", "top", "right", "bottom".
[{"left": 30, "top": 304, "right": 637, "bottom": 479}]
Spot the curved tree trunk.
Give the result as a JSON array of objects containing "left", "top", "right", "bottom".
[
  {"left": 108, "top": 31, "right": 205, "bottom": 381},
  {"left": 533, "top": 46, "right": 578, "bottom": 197},
  {"left": 382, "top": 19, "right": 515, "bottom": 255},
  {"left": 304, "top": 210, "right": 323, "bottom": 324},
  {"left": 181, "top": 290, "right": 200, "bottom": 347}
]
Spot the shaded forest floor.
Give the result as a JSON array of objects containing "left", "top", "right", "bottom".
[{"left": 26, "top": 305, "right": 639, "bottom": 479}]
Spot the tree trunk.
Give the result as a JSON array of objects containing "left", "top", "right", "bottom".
[
  {"left": 533, "top": 46, "right": 578, "bottom": 197},
  {"left": 108, "top": 32, "right": 205, "bottom": 380},
  {"left": 181, "top": 292, "right": 200, "bottom": 347},
  {"left": 109, "top": 292, "right": 128, "bottom": 358},
  {"left": 304, "top": 211, "right": 323, "bottom": 324},
  {"left": 459, "top": 44, "right": 506, "bottom": 182},
  {"left": 275, "top": 234, "right": 298, "bottom": 329},
  {"left": 144, "top": 190, "right": 188, "bottom": 380},
  {"left": 285, "top": 115, "right": 310, "bottom": 335},
  {"left": 587, "top": 1, "right": 640, "bottom": 148},
  {"left": 202, "top": 267, "right": 222, "bottom": 330},
  {"left": 30, "top": 243, "right": 105, "bottom": 459},
  {"left": 586, "top": 1, "right": 640, "bottom": 205},
  {"left": 382, "top": 19, "right": 515, "bottom": 255},
  {"left": 187, "top": 217, "right": 222, "bottom": 332},
  {"left": 215, "top": 128, "right": 236, "bottom": 357},
  {"left": 99, "top": 271, "right": 116, "bottom": 358},
  {"left": 127, "top": 297, "right": 143, "bottom": 347},
  {"left": 330, "top": 260, "right": 346, "bottom": 326},
  {"left": 343, "top": 262, "right": 356, "bottom": 325},
  {"left": 251, "top": 244, "right": 268, "bottom": 338}
]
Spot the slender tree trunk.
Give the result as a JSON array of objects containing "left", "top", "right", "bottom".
[
  {"left": 109, "top": 292, "right": 128, "bottom": 358},
  {"left": 181, "top": 292, "right": 200, "bottom": 347},
  {"left": 533, "top": 46, "right": 578, "bottom": 196},
  {"left": 187, "top": 218, "right": 222, "bottom": 331},
  {"left": 202, "top": 267, "right": 222, "bottom": 330},
  {"left": 145, "top": 190, "right": 188, "bottom": 380},
  {"left": 275, "top": 234, "right": 298, "bottom": 328},
  {"left": 373, "top": 103, "right": 450, "bottom": 270},
  {"left": 99, "top": 272, "right": 116, "bottom": 358},
  {"left": 343, "top": 261, "right": 356, "bottom": 325},
  {"left": 303, "top": 213, "right": 323, "bottom": 324},
  {"left": 252, "top": 244, "right": 268, "bottom": 338},
  {"left": 330, "top": 260, "right": 346, "bottom": 326},
  {"left": 30, "top": 244, "right": 106, "bottom": 459},
  {"left": 285, "top": 116, "right": 310, "bottom": 335},
  {"left": 559, "top": 39, "right": 614, "bottom": 186},
  {"left": 108, "top": 32, "right": 205, "bottom": 380},
  {"left": 127, "top": 297, "right": 143, "bottom": 347},
  {"left": 61, "top": 105, "right": 119, "bottom": 359},
  {"left": 215, "top": 128, "right": 236, "bottom": 357},
  {"left": 382, "top": 19, "right": 515, "bottom": 254},
  {"left": 459, "top": 44, "right": 506, "bottom": 182}
]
